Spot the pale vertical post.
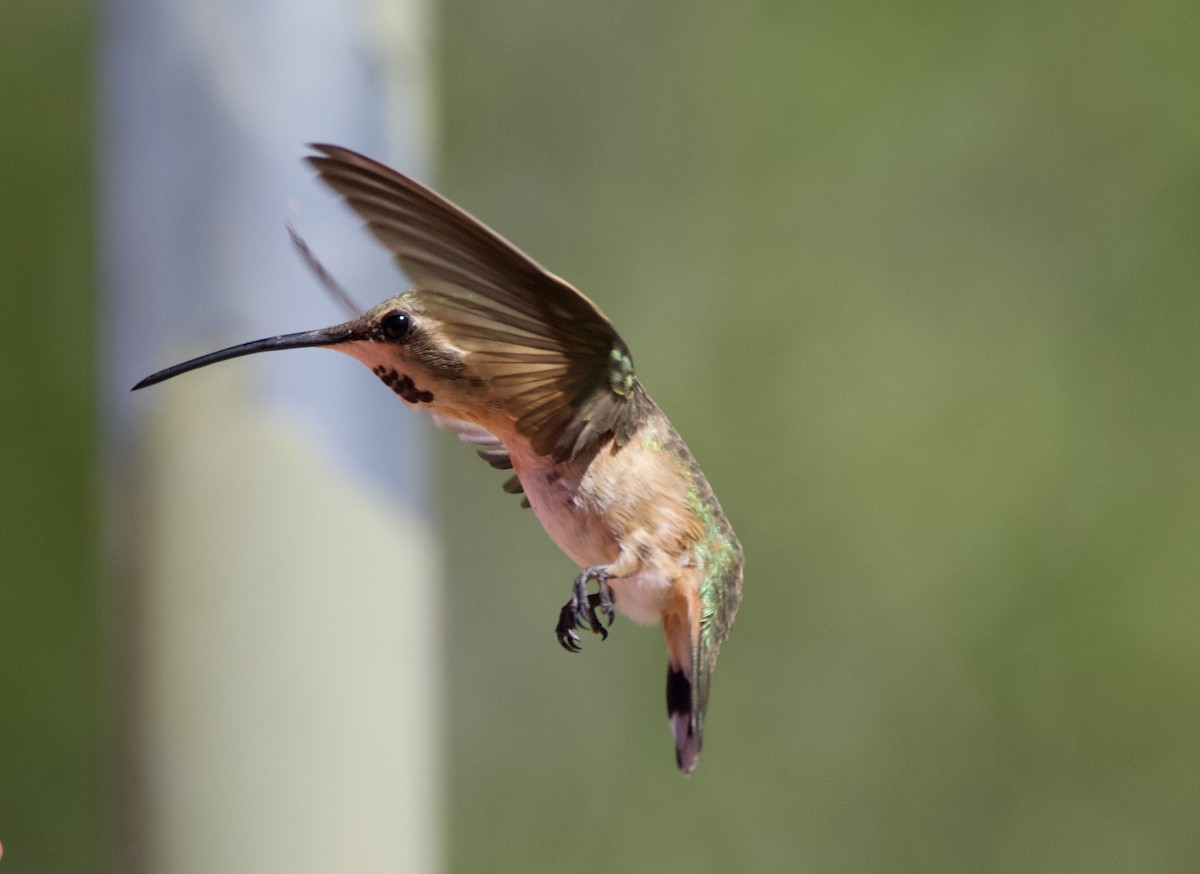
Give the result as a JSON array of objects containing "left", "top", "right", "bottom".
[{"left": 99, "top": 1, "right": 440, "bottom": 871}]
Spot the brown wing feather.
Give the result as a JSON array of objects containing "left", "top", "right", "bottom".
[
  {"left": 429, "top": 413, "right": 530, "bottom": 507},
  {"left": 306, "top": 144, "right": 641, "bottom": 460}
]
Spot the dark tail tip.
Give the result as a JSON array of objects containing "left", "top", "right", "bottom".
[{"left": 667, "top": 665, "right": 701, "bottom": 773}]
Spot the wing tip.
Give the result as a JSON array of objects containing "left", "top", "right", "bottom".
[{"left": 303, "top": 142, "right": 340, "bottom": 171}]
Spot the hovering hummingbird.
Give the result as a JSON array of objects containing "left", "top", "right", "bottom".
[{"left": 135, "top": 145, "right": 743, "bottom": 772}]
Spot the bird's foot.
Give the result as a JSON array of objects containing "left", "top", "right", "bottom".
[{"left": 556, "top": 566, "right": 615, "bottom": 653}]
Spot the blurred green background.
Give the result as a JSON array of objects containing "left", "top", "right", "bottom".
[
  {"left": 1, "top": 1, "right": 101, "bottom": 871},
  {"left": 2, "top": 0, "right": 1196, "bottom": 870}
]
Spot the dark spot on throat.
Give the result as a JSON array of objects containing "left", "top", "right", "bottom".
[{"left": 373, "top": 366, "right": 433, "bottom": 404}]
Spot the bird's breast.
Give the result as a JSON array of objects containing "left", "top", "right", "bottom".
[
  {"left": 509, "top": 429, "right": 705, "bottom": 625},
  {"left": 516, "top": 459, "right": 619, "bottom": 570}
]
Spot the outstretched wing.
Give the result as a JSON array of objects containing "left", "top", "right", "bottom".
[{"left": 307, "top": 144, "right": 643, "bottom": 462}]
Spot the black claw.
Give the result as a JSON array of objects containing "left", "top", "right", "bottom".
[
  {"left": 556, "top": 605, "right": 583, "bottom": 652},
  {"left": 589, "top": 591, "right": 614, "bottom": 628},
  {"left": 554, "top": 566, "right": 617, "bottom": 651}
]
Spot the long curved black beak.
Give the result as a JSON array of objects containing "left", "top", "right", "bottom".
[{"left": 133, "top": 324, "right": 355, "bottom": 390}]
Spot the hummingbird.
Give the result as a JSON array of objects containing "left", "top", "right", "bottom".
[{"left": 134, "top": 145, "right": 743, "bottom": 772}]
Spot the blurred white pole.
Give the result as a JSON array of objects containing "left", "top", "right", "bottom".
[{"left": 99, "top": 1, "right": 440, "bottom": 871}]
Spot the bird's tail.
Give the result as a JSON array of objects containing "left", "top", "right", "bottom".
[{"left": 663, "top": 590, "right": 703, "bottom": 773}]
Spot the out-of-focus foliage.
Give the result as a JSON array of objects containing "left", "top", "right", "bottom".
[
  {"left": 0, "top": 2, "right": 102, "bottom": 872},
  {"left": 437, "top": 1, "right": 1197, "bottom": 871}
]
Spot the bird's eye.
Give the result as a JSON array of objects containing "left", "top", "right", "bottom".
[{"left": 381, "top": 312, "right": 412, "bottom": 341}]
